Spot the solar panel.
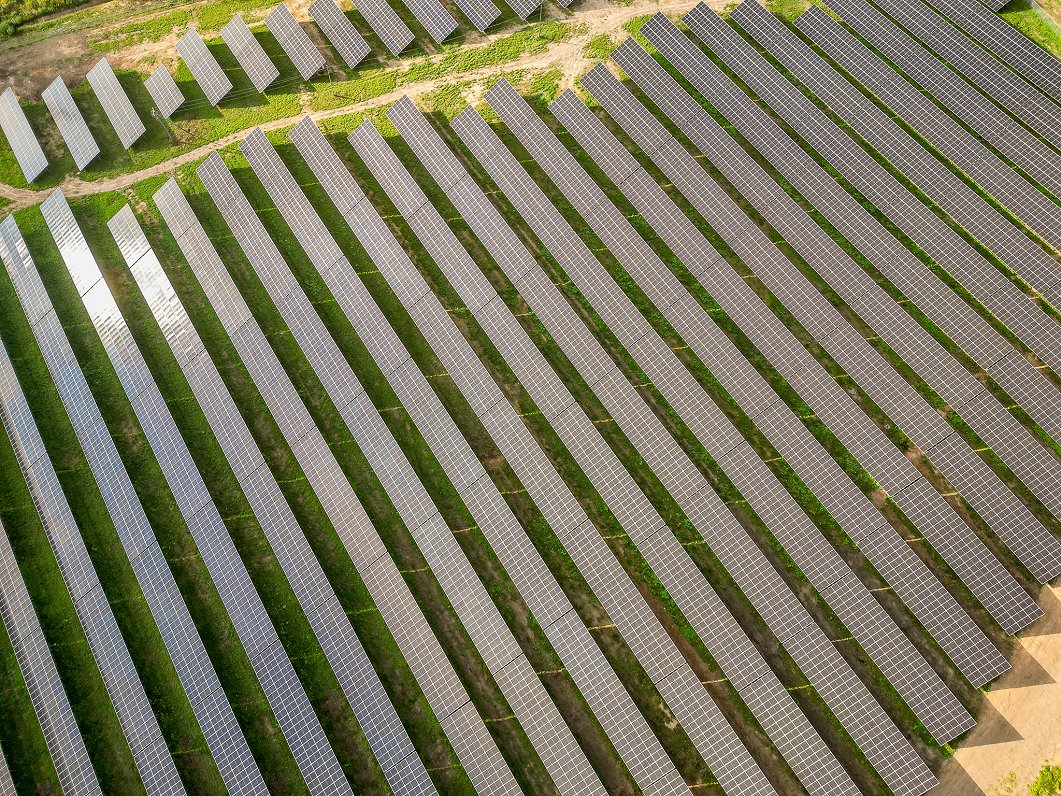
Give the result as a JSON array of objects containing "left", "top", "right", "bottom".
[
  {"left": 40, "top": 76, "right": 99, "bottom": 170},
  {"left": 448, "top": 0, "right": 499, "bottom": 33},
  {"left": 356, "top": 103, "right": 778, "bottom": 796},
  {"left": 238, "top": 125, "right": 600, "bottom": 793},
  {"left": 488, "top": 79, "right": 970, "bottom": 779},
  {"left": 0, "top": 345, "right": 184, "bottom": 793},
  {"left": 190, "top": 154, "right": 521, "bottom": 794},
  {"left": 632, "top": 12, "right": 1061, "bottom": 594},
  {"left": 397, "top": 0, "right": 457, "bottom": 43},
  {"left": 0, "top": 88, "right": 47, "bottom": 182},
  {"left": 308, "top": 0, "right": 370, "bottom": 68},
  {"left": 505, "top": 0, "right": 543, "bottom": 20},
  {"left": 449, "top": 100, "right": 862, "bottom": 796},
  {"left": 85, "top": 58, "right": 146, "bottom": 149},
  {"left": 177, "top": 28, "right": 232, "bottom": 105},
  {"left": 350, "top": 0, "right": 415, "bottom": 55},
  {"left": 145, "top": 66, "right": 185, "bottom": 117},
  {"left": 221, "top": 14, "right": 280, "bottom": 92},
  {"left": 0, "top": 205, "right": 264, "bottom": 794},
  {"left": 264, "top": 5, "right": 325, "bottom": 81}
]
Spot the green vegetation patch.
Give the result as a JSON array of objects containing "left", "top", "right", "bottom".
[
  {"left": 1030, "top": 764, "right": 1061, "bottom": 796},
  {"left": 999, "top": 0, "right": 1061, "bottom": 59}
]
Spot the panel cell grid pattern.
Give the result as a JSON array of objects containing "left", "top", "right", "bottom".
[
  {"left": 794, "top": 5, "right": 1061, "bottom": 370},
  {"left": 398, "top": 0, "right": 457, "bottom": 43},
  {"left": 361, "top": 101, "right": 780, "bottom": 796},
  {"left": 264, "top": 5, "right": 325, "bottom": 81},
  {"left": 177, "top": 29, "right": 233, "bottom": 105},
  {"left": 111, "top": 204, "right": 437, "bottom": 796},
  {"left": 221, "top": 15, "right": 280, "bottom": 92},
  {"left": 632, "top": 16, "right": 1061, "bottom": 584},
  {"left": 0, "top": 348, "right": 185, "bottom": 793},
  {"left": 347, "top": 0, "right": 414, "bottom": 56},
  {"left": 0, "top": 88, "right": 47, "bottom": 182},
  {"left": 570, "top": 67, "right": 1036, "bottom": 650},
  {"left": 234, "top": 128, "right": 602, "bottom": 794},
  {"left": 85, "top": 58, "right": 146, "bottom": 149},
  {"left": 182, "top": 159, "right": 521, "bottom": 795},
  {"left": 43, "top": 192, "right": 351, "bottom": 795},
  {"left": 450, "top": 0, "right": 499, "bottom": 33},
  {"left": 145, "top": 66, "right": 185, "bottom": 118},
  {"left": 308, "top": 0, "right": 370, "bottom": 68},
  {"left": 446, "top": 102, "right": 863, "bottom": 796},
  {"left": 40, "top": 77, "right": 99, "bottom": 170},
  {"left": 0, "top": 211, "right": 266, "bottom": 795}
]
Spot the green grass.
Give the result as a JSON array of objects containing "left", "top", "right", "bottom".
[
  {"left": 12, "top": 201, "right": 306, "bottom": 794},
  {"left": 1000, "top": 0, "right": 1061, "bottom": 59},
  {"left": 1030, "top": 764, "right": 1061, "bottom": 796},
  {"left": 582, "top": 33, "right": 616, "bottom": 60},
  {"left": 87, "top": 0, "right": 276, "bottom": 52},
  {"left": 0, "top": 0, "right": 89, "bottom": 36},
  {"left": 69, "top": 191, "right": 393, "bottom": 794}
]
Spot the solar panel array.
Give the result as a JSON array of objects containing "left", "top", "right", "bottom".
[
  {"left": 221, "top": 14, "right": 280, "bottom": 91},
  {"left": 177, "top": 29, "right": 233, "bottom": 105},
  {"left": 308, "top": 0, "right": 370, "bottom": 68},
  {"left": 85, "top": 58, "right": 146, "bottom": 149},
  {"left": 0, "top": 344, "right": 185, "bottom": 794},
  {"left": 264, "top": 5, "right": 326, "bottom": 81},
  {"left": 3, "top": 0, "right": 1060, "bottom": 791},
  {"left": 40, "top": 76, "right": 99, "bottom": 170},
  {"left": 145, "top": 65, "right": 185, "bottom": 117},
  {"left": 0, "top": 206, "right": 266, "bottom": 795},
  {"left": 635, "top": 12, "right": 1061, "bottom": 585},
  {"left": 0, "top": 88, "right": 47, "bottom": 182}
]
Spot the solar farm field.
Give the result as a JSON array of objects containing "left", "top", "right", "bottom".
[{"left": 0, "top": 0, "right": 1059, "bottom": 794}]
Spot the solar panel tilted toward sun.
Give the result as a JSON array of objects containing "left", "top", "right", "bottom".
[
  {"left": 177, "top": 28, "right": 233, "bottom": 105},
  {"left": 40, "top": 76, "right": 100, "bottom": 170},
  {"left": 264, "top": 5, "right": 326, "bottom": 81},
  {"left": 85, "top": 58, "right": 146, "bottom": 149},
  {"left": 145, "top": 65, "right": 185, "bottom": 117},
  {"left": 0, "top": 89, "right": 48, "bottom": 182},
  {"left": 308, "top": 0, "right": 370, "bottom": 68},
  {"left": 221, "top": 14, "right": 280, "bottom": 92}
]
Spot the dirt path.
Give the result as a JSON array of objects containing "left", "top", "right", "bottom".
[
  {"left": 0, "top": 0, "right": 705, "bottom": 211},
  {"left": 934, "top": 583, "right": 1061, "bottom": 796}
]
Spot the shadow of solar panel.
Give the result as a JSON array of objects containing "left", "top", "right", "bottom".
[
  {"left": 86, "top": 58, "right": 146, "bottom": 149},
  {"left": 145, "top": 66, "right": 185, "bottom": 117},
  {"left": 222, "top": 14, "right": 280, "bottom": 92},
  {"left": 41, "top": 76, "right": 99, "bottom": 170},
  {"left": 265, "top": 5, "right": 325, "bottom": 81},
  {"left": 0, "top": 88, "right": 47, "bottom": 182},
  {"left": 177, "top": 29, "right": 233, "bottom": 105},
  {"left": 309, "top": 0, "right": 370, "bottom": 68}
]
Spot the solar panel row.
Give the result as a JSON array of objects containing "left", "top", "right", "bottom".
[
  {"left": 265, "top": 5, "right": 326, "bottom": 81},
  {"left": 0, "top": 518, "right": 102, "bottom": 795},
  {"left": 347, "top": 0, "right": 414, "bottom": 55},
  {"left": 448, "top": 100, "right": 865, "bottom": 796},
  {"left": 308, "top": 0, "right": 371, "bottom": 68},
  {"left": 634, "top": 14, "right": 1061, "bottom": 585},
  {"left": 0, "top": 88, "right": 47, "bottom": 182},
  {"left": 145, "top": 66, "right": 185, "bottom": 118},
  {"left": 187, "top": 154, "right": 523, "bottom": 795},
  {"left": 564, "top": 70, "right": 1044, "bottom": 662},
  {"left": 0, "top": 349, "right": 185, "bottom": 793},
  {"left": 236, "top": 125, "right": 609, "bottom": 795},
  {"left": 483, "top": 77, "right": 941, "bottom": 796},
  {"left": 360, "top": 99, "right": 783, "bottom": 796},
  {"left": 394, "top": 0, "right": 456, "bottom": 44},
  {"left": 865, "top": 0, "right": 1061, "bottom": 150},
  {"left": 221, "top": 15, "right": 280, "bottom": 92},
  {"left": 177, "top": 29, "right": 233, "bottom": 105},
  {"left": 40, "top": 77, "right": 99, "bottom": 170},
  {"left": 85, "top": 59, "right": 146, "bottom": 149},
  {"left": 110, "top": 204, "right": 439, "bottom": 796},
  {"left": 0, "top": 209, "right": 267, "bottom": 795},
  {"left": 794, "top": 6, "right": 1061, "bottom": 371}
]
